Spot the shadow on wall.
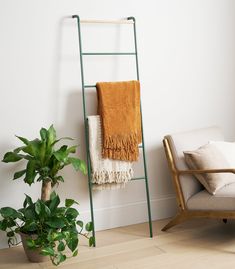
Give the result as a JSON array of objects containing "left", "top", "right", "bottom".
[{"left": 146, "top": 144, "right": 175, "bottom": 197}]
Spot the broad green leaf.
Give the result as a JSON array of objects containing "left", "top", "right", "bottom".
[
  {"left": 43, "top": 203, "right": 51, "bottom": 217},
  {"left": 48, "top": 157, "right": 60, "bottom": 178},
  {"left": 57, "top": 241, "right": 65, "bottom": 251},
  {"left": 89, "top": 236, "right": 95, "bottom": 247},
  {"left": 85, "top": 222, "right": 93, "bottom": 232},
  {"left": 24, "top": 160, "right": 36, "bottom": 185},
  {"left": 46, "top": 217, "right": 65, "bottom": 229},
  {"left": 67, "top": 145, "right": 77, "bottom": 154},
  {"left": 35, "top": 200, "right": 51, "bottom": 217},
  {"left": 66, "top": 208, "right": 79, "bottom": 219},
  {"left": 8, "top": 219, "right": 16, "bottom": 227},
  {"left": 59, "top": 254, "right": 66, "bottom": 263},
  {"left": 73, "top": 249, "right": 78, "bottom": 257},
  {"left": 47, "top": 125, "right": 56, "bottom": 146},
  {"left": 46, "top": 230, "right": 53, "bottom": 242},
  {"left": 35, "top": 200, "right": 41, "bottom": 215},
  {"left": 0, "top": 207, "right": 20, "bottom": 219},
  {"left": 62, "top": 231, "right": 70, "bottom": 239},
  {"left": 65, "top": 199, "right": 78, "bottom": 208},
  {"left": 49, "top": 194, "right": 60, "bottom": 212},
  {"left": 24, "top": 221, "right": 38, "bottom": 232},
  {"left": 51, "top": 232, "right": 64, "bottom": 241},
  {"left": 40, "top": 128, "right": 47, "bottom": 141},
  {"left": 50, "top": 191, "right": 57, "bottom": 200},
  {"left": 22, "top": 139, "right": 41, "bottom": 158},
  {"left": 16, "top": 136, "right": 29, "bottom": 145},
  {"left": 76, "top": 220, "right": 83, "bottom": 229},
  {"left": 13, "top": 169, "right": 26, "bottom": 180},
  {"left": 24, "top": 206, "right": 37, "bottom": 219},
  {"left": 68, "top": 157, "right": 87, "bottom": 174},
  {"left": 38, "top": 141, "right": 46, "bottom": 164},
  {"left": 55, "top": 207, "right": 66, "bottom": 215},
  {"left": 53, "top": 146, "right": 68, "bottom": 162},
  {"left": 2, "top": 152, "right": 22, "bottom": 163},
  {"left": 0, "top": 220, "right": 8, "bottom": 231},
  {"left": 68, "top": 238, "right": 78, "bottom": 252},
  {"left": 26, "top": 238, "right": 36, "bottom": 249},
  {"left": 40, "top": 246, "right": 54, "bottom": 256},
  {"left": 18, "top": 208, "right": 25, "bottom": 214},
  {"left": 23, "top": 194, "right": 33, "bottom": 208}
]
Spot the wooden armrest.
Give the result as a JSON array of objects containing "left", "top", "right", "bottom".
[{"left": 178, "top": 168, "right": 235, "bottom": 175}]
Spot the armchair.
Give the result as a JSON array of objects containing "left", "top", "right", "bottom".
[{"left": 162, "top": 126, "right": 235, "bottom": 231}]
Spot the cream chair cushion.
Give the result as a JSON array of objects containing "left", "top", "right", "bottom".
[
  {"left": 187, "top": 182, "right": 235, "bottom": 210},
  {"left": 184, "top": 142, "right": 235, "bottom": 195}
]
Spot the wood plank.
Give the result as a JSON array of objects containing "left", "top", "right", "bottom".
[{"left": 1, "top": 219, "right": 235, "bottom": 269}]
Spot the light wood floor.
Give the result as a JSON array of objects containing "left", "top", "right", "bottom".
[{"left": 1, "top": 218, "right": 235, "bottom": 268}]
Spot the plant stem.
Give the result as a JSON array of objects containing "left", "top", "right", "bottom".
[
  {"left": 79, "top": 232, "right": 90, "bottom": 240},
  {"left": 41, "top": 180, "right": 52, "bottom": 201}
]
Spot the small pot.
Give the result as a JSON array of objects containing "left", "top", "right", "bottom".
[{"left": 20, "top": 233, "right": 50, "bottom": 263}]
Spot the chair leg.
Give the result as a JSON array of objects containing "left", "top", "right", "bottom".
[{"left": 161, "top": 213, "right": 187, "bottom": 231}]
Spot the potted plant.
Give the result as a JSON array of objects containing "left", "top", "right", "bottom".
[{"left": 0, "top": 125, "right": 94, "bottom": 266}]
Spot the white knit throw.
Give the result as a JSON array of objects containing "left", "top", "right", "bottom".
[{"left": 88, "top": 115, "right": 133, "bottom": 190}]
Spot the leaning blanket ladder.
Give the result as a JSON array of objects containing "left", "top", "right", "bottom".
[{"left": 72, "top": 15, "right": 153, "bottom": 246}]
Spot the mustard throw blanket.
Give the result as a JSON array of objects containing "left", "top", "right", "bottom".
[{"left": 96, "top": 80, "right": 142, "bottom": 162}]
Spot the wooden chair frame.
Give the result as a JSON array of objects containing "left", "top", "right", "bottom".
[{"left": 162, "top": 137, "right": 235, "bottom": 231}]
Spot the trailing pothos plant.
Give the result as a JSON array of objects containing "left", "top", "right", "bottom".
[
  {"left": 0, "top": 192, "right": 94, "bottom": 265},
  {"left": 0, "top": 125, "right": 94, "bottom": 266}
]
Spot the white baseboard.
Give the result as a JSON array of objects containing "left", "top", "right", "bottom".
[{"left": 80, "top": 194, "right": 177, "bottom": 231}]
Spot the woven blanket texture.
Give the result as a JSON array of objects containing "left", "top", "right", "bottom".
[
  {"left": 96, "top": 80, "right": 141, "bottom": 162},
  {"left": 88, "top": 115, "right": 133, "bottom": 190}
]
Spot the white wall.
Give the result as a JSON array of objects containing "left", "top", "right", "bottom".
[{"left": 1, "top": 0, "right": 235, "bottom": 248}]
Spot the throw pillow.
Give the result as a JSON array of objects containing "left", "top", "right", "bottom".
[{"left": 184, "top": 142, "right": 235, "bottom": 195}]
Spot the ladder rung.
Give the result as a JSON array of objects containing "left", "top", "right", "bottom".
[
  {"left": 82, "top": 52, "right": 136, "bottom": 56},
  {"left": 131, "top": 176, "right": 146, "bottom": 181},
  {"left": 84, "top": 85, "right": 143, "bottom": 91},
  {"left": 84, "top": 85, "right": 96, "bottom": 88},
  {"left": 80, "top": 19, "right": 134, "bottom": 25}
]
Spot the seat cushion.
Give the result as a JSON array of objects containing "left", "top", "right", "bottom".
[{"left": 187, "top": 183, "right": 235, "bottom": 211}]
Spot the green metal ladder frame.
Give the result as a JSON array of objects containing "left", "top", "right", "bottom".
[{"left": 72, "top": 15, "right": 153, "bottom": 246}]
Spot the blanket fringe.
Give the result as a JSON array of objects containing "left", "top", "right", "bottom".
[
  {"left": 91, "top": 169, "right": 134, "bottom": 184},
  {"left": 92, "top": 183, "right": 126, "bottom": 190},
  {"left": 102, "top": 134, "right": 140, "bottom": 161}
]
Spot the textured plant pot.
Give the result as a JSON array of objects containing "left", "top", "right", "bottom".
[{"left": 20, "top": 233, "right": 50, "bottom": 263}]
